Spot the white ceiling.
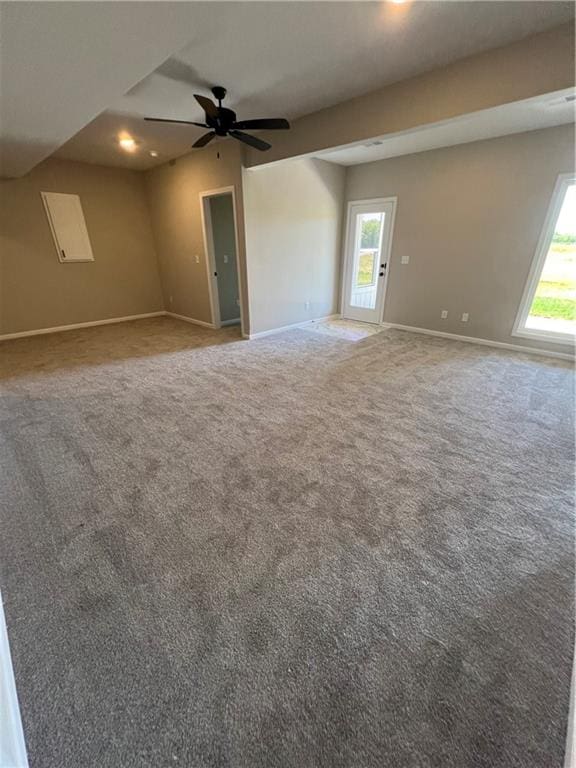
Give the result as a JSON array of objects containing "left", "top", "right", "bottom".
[
  {"left": 315, "top": 89, "right": 576, "bottom": 166},
  {"left": 0, "top": 3, "right": 206, "bottom": 177},
  {"left": 50, "top": 1, "right": 575, "bottom": 172}
]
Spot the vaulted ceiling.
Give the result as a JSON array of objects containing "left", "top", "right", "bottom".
[{"left": 1, "top": 1, "right": 574, "bottom": 176}]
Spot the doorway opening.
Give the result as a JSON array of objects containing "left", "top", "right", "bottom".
[
  {"left": 200, "top": 187, "right": 244, "bottom": 331},
  {"left": 341, "top": 198, "right": 397, "bottom": 324}
]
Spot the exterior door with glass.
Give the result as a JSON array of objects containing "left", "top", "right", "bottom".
[{"left": 341, "top": 199, "right": 396, "bottom": 324}]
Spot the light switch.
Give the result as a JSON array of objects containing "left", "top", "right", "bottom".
[
  {"left": 223, "top": 254, "right": 229, "bottom": 264},
  {"left": 401, "top": 255, "right": 410, "bottom": 265},
  {"left": 194, "top": 254, "right": 200, "bottom": 264},
  {"left": 441, "top": 310, "right": 448, "bottom": 319}
]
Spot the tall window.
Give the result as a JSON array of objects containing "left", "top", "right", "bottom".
[{"left": 514, "top": 174, "right": 576, "bottom": 342}]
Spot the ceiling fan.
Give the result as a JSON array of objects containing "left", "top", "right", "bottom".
[{"left": 144, "top": 86, "right": 290, "bottom": 151}]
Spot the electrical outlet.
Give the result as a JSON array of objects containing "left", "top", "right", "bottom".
[
  {"left": 195, "top": 254, "right": 200, "bottom": 264},
  {"left": 401, "top": 255, "right": 410, "bottom": 265},
  {"left": 305, "top": 301, "right": 311, "bottom": 311},
  {"left": 223, "top": 254, "right": 229, "bottom": 264},
  {"left": 461, "top": 313, "right": 469, "bottom": 322},
  {"left": 169, "top": 295, "right": 173, "bottom": 305},
  {"left": 441, "top": 310, "right": 448, "bottom": 319}
]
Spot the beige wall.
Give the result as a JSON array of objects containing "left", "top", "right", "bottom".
[
  {"left": 144, "top": 141, "right": 249, "bottom": 331},
  {"left": 243, "top": 158, "right": 345, "bottom": 335},
  {"left": 0, "top": 158, "right": 163, "bottom": 335},
  {"left": 345, "top": 123, "right": 575, "bottom": 355},
  {"left": 246, "top": 24, "right": 574, "bottom": 168},
  {"left": 2, "top": 121, "right": 572, "bottom": 355}
]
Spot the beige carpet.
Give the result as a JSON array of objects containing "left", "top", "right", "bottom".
[
  {"left": 0, "top": 316, "right": 573, "bottom": 768},
  {"left": 306, "top": 317, "right": 385, "bottom": 340}
]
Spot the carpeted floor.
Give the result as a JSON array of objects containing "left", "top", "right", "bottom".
[
  {"left": 0, "top": 316, "right": 574, "bottom": 768},
  {"left": 307, "top": 317, "right": 386, "bottom": 340}
]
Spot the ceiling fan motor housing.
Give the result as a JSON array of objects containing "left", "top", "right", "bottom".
[{"left": 208, "top": 107, "right": 237, "bottom": 136}]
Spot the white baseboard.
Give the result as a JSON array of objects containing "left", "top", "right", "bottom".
[
  {"left": 166, "top": 312, "right": 215, "bottom": 329},
  {"left": 0, "top": 312, "right": 166, "bottom": 342},
  {"left": 387, "top": 323, "right": 574, "bottom": 361},
  {"left": 0, "top": 594, "right": 28, "bottom": 768},
  {"left": 0, "top": 310, "right": 223, "bottom": 341},
  {"left": 247, "top": 314, "right": 341, "bottom": 340}
]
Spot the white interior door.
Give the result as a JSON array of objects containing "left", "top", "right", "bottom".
[{"left": 341, "top": 199, "right": 396, "bottom": 324}]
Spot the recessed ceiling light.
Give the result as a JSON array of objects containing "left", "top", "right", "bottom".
[
  {"left": 149, "top": 150, "right": 159, "bottom": 157},
  {"left": 119, "top": 136, "right": 137, "bottom": 152}
]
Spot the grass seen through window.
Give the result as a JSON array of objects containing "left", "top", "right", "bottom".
[{"left": 529, "top": 234, "right": 576, "bottom": 322}]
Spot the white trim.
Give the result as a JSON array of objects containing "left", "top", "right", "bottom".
[
  {"left": 513, "top": 327, "right": 576, "bottom": 344},
  {"left": 0, "top": 312, "right": 166, "bottom": 342},
  {"left": 247, "top": 314, "right": 340, "bottom": 340},
  {"left": 340, "top": 197, "right": 397, "bottom": 324},
  {"left": 387, "top": 323, "right": 574, "bottom": 361},
  {"left": 0, "top": 594, "right": 28, "bottom": 768},
  {"left": 512, "top": 172, "right": 576, "bottom": 345},
  {"left": 199, "top": 186, "right": 246, "bottom": 337},
  {"left": 165, "top": 312, "right": 215, "bottom": 329}
]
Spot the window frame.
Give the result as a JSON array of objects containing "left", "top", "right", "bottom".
[{"left": 512, "top": 172, "right": 576, "bottom": 344}]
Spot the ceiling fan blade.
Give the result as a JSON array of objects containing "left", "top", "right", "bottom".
[
  {"left": 144, "top": 117, "right": 207, "bottom": 127},
  {"left": 194, "top": 94, "right": 219, "bottom": 119},
  {"left": 229, "top": 130, "right": 271, "bottom": 152},
  {"left": 232, "top": 118, "right": 290, "bottom": 131},
  {"left": 192, "top": 131, "right": 216, "bottom": 148}
]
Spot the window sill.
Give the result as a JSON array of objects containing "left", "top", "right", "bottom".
[{"left": 512, "top": 327, "right": 576, "bottom": 346}]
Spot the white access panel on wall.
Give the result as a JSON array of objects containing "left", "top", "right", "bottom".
[{"left": 41, "top": 192, "right": 94, "bottom": 262}]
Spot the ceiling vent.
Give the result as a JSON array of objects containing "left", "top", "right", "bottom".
[{"left": 547, "top": 93, "right": 576, "bottom": 108}]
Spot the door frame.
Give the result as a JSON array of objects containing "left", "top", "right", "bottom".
[
  {"left": 199, "top": 185, "right": 245, "bottom": 334},
  {"left": 340, "top": 196, "right": 397, "bottom": 324}
]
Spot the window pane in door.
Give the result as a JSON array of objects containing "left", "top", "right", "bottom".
[
  {"left": 526, "top": 183, "right": 576, "bottom": 335},
  {"left": 350, "top": 212, "right": 384, "bottom": 310}
]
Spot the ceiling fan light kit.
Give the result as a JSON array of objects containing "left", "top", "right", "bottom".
[{"left": 145, "top": 85, "right": 290, "bottom": 152}]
